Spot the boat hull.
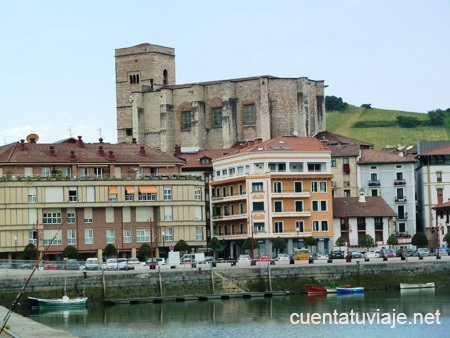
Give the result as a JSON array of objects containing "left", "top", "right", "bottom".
[
  {"left": 28, "top": 296, "right": 88, "bottom": 310},
  {"left": 400, "top": 282, "right": 435, "bottom": 290},
  {"left": 336, "top": 287, "right": 364, "bottom": 295}
]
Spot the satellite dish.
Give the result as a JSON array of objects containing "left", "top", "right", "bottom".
[
  {"left": 26, "top": 133, "right": 39, "bottom": 143},
  {"left": 406, "top": 145, "right": 414, "bottom": 151}
]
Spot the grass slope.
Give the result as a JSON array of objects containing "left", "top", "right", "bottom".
[{"left": 326, "top": 106, "right": 450, "bottom": 150}]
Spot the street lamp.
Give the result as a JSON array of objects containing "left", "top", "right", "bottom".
[
  {"left": 296, "top": 227, "right": 299, "bottom": 250},
  {"left": 161, "top": 230, "right": 165, "bottom": 258},
  {"left": 14, "top": 236, "right": 18, "bottom": 260},
  {"left": 436, "top": 214, "right": 441, "bottom": 260},
  {"left": 116, "top": 244, "right": 119, "bottom": 271}
]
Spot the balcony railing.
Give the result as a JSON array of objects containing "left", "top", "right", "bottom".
[
  {"left": 394, "top": 179, "right": 406, "bottom": 185},
  {"left": 368, "top": 180, "right": 380, "bottom": 186},
  {"left": 395, "top": 197, "right": 407, "bottom": 203}
]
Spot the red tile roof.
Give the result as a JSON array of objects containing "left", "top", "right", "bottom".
[
  {"left": 176, "top": 149, "right": 232, "bottom": 169},
  {"left": 359, "top": 149, "right": 416, "bottom": 163},
  {"left": 418, "top": 144, "right": 450, "bottom": 156},
  {"left": 333, "top": 196, "right": 396, "bottom": 218}
]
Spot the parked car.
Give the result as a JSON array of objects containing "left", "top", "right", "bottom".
[
  {"left": 293, "top": 248, "right": 311, "bottom": 260},
  {"left": 416, "top": 248, "right": 430, "bottom": 257},
  {"left": 104, "top": 258, "right": 131, "bottom": 270},
  {"left": 438, "top": 247, "right": 450, "bottom": 254},
  {"left": 364, "top": 250, "right": 380, "bottom": 259},
  {"left": 43, "top": 262, "right": 59, "bottom": 270},
  {"left": 180, "top": 254, "right": 196, "bottom": 264},
  {"left": 127, "top": 258, "right": 141, "bottom": 267},
  {"left": 380, "top": 249, "right": 396, "bottom": 258},
  {"left": 238, "top": 254, "right": 251, "bottom": 263},
  {"left": 312, "top": 252, "right": 328, "bottom": 260},
  {"left": 85, "top": 258, "right": 100, "bottom": 270},
  {"left": 145, "top": 257, "right": 166, "bottom": 266},
  {"left": 256, "top": 254, "right": 272, "bottom": 262},
  {"left": 275, "top": 253, "right": 291, "bottom": 262},
  {"left": 435, "top": 248, "right": 448, "bottom": 257},
  {"left": 344, "top": 251, "right": 363, "bottom": 259},
  {"left": 329, "top": 251, "right": 345, "bottom": 259},
  {"left": 203, "top": 256, "right": 215, "bottom": 264},
  {"left": 65, "top": 259, "right": 81, "bottom": 270}
]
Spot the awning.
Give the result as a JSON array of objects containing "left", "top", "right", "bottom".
[
  {"left": 210, "top": 244, "right": 227, "bottom": 252},
  {"left": 126, "top": 186, "right": 135, "bottom": 194},
  {"left": 139, "top": 186, "right": 157, "bottom": 194},
  {"left": 108, "top": 186, "right": 118, "bottom": 194}
]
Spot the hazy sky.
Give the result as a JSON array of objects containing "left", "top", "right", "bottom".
[{"left": 1, "top": 0, "right": 449, "bottom": 144}]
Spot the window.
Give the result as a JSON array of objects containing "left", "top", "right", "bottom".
[
  {"left": 437, "top": 172, "right": 442, "bottom": 183},
  {"left": 237, "top": 166, "right": 244, "bottom": 175},
  {"left": 331, "top": 159, "right": 336, "bottom": 167},
  {"left": 67, "top": 229, "right": 76, "bottom": 245},
  {"left": 311, "top": 181, "right": 318, "bottom": 192},
  {"left": 240, "top": 223, "right": 244, "bottom": 234},
  {"left": 194, "top": 188, "right": 202, "bottom": 201},
  {"left": 312, "top": 221, "right": 320, "bottom": 232},
  {"left": 312, "top": 201, "right": 319, "bottom": 212},
  {"left": 230, "top": 186, "right": 234, "bottom": 196},
  {"left": 163, "top": 188, "right": 172, "bottom": 201},
  {"left": 321, "top": 220, "right": 329, "bottom": 231},
  {"left": 396, "top": 188, "right": 405, "bottom": 200},
  {"left": 69, "top": 188, "right": 78, "bottom": 202},
  {"left": 252, "top": 182, "right": 263, "bottom": 192},
  {"left": 42, "top": 167, "right": 51, "bottom": 177},
  {"left": 94, "top": 167, "right": 103, "bottom": 179},
  {"left": 344, "top": 190, "right": 351, "bottom": 197},
  {"left": 85, "top": 229, "right": 93, "bottom": 245},
  {"left": 296, "top": 221, "right": 305, "bottom": 232},
  {"left": 222, "top": 187, "right": 226, "bottom": 197},
  {"left": 229, "top": 168, "right": 235, "bottom": 176},
  {"left": 239, "top": 203, "right": 244, "bottom": 214},
  {"left": 129, "top": 73, "right": 140, "bottom": 84},
  {"left": 239, "top": 184, "right": 243, "bottom": 195},
  {"left": 294, "top": 182, "right": 303, "bottom": 193},
  {"left": 253, "top": 202, "right": 265, "bottom": 211},
  {"left": 136, "top": 229, "right": 150, "bottom": 243},
  {"left": 164, "top": 206, "right": 173, "bottom": 221},
  {"left": 67, "top": 212, "right": 76, "bottom": 224},
  {"left": 273, "top": 181, "right": 282, "bottom": 193},
  {"left": 370, "top": 173, "right": 378, "bottom": 181},
  {"left": 370, "top": 189, "right": 378, "bottom": 197},
  {"left": 43, "top": 230, "right": 62, "bottom": 246},
  {"left": 196, "top": 227, "right": 203, "bottom": 240},
  {"left": 244, "top": 104, "right": 255, "bottom": 124},
  {"left": 268, "top": 162, "right": 286, "bottom": 172},
  {"left": 295, "top": 201, "right": 304, "bottom": 212},
  {"left": 182, "top": 111, "right": 192, "bottom": 131},
  {"left": 308, "top": 163, "right": 322, "bottom": 172},
  {"left": 320, "top": 200, "right": 327, "bottom": 211},
  {"left": 106, "top": 229, "right": 115, "bottom": 244},
  {"left": 125, "top": 187, "right": 134, "bottom": 201},
  {"left": 28, "top": 187, "right": 37, "bottom": 203},
  {"left": 319, "top": 181, "right": 327, "bottom": 192},
  {"left": 200, "top": 158, "right": 211, "bottom": 165},
  {"left": 274, "top": 221, "right": 284, "bottom": 233},
  {"left": 195, "top": 206, "right": 202, "bottom": 220},
  {"left": 254, "top": 222, "right": 265, "bottom": 232},
  {"left": 165, "top": 228, "right": 174, "bottom": 241},
  {"left": 43, "top": 211, "right": 62, "bottom": 224},
  {"left": 123, "top": 229, "right": 132, "bottom": 243},
  {"left": 343, "top": 158, "right": 350, "bottom": 174},
  {"left": 213, "top": 108, "right": 222, "bottom": 128},
  {"left": 163, "top": 69, "right": 168, "bottom": 85},
  {"left": 84, "top": 208, "right": 93, "bottom": 223},
  {"left": 274, "top": 201, "right": 283, "bottom": 212}
]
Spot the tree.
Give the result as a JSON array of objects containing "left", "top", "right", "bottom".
[
  {"left": 443, "top": 233, "right": 450, "bottom": 248},
  {"left": 325, "top": 95, "right": 349, "bottom": 111},
  {"left": 242, "top": 237, "right": 259, "bottom": 256},
  {"left": 272, "top": 237, "right": 287, "bottom": 256},
  {"left": 412, "top": 232, "right": 428, "bottom": 248},
  {"left": 22, "top": 243, "right": 37, "bottom": 260},
  {"left": 138, "top": 243, "right": 151, "bottom": 260},
  {"left": 428, "top": 109, "right": 445, "bottom": 126},
  {"left": 361, "top": 103, "right": 372, "bottom": 109},
  {"left": 174, "top": 239, "right": 189, "bottom": 253},
  {"left": 360, "top": 234, "right": 374, "bottom": 251},
  {"left": 62, "top": 245, "right": 78, "bottom": 259},
  {"left": 335, "top": 236, "right": 346, "bottom": 251},
  {"left": 396, "top": 116, "right": 421, "bottom": 128},
  {"left": 387, "top": 234, "right": 399, "bottom": 247},
  {"left": 208, "top": 237, "right": 221, "bottom": 259},
  {"left": 104, "top": 243, "right": 117, "bottom": 258},
  {"left": 305, "top": 236, "right": 318, "bottom": 251}
]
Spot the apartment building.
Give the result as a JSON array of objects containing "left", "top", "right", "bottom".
[
  {"left": 0, "top": 136, "right": 206, "bottom": 261},
  {"left": 210, "top": 136, "right": 333, "bottom": 258}
]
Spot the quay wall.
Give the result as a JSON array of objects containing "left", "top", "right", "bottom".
[{"left": 0, "top": 260, "right": 449, "bottom": 306}]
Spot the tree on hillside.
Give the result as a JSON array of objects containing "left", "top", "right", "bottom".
[
  {"left": 272, "top": 237, "right": 287, "bottom": 256},
  {"left": 62, "top": 245, "right": 78, "bottom": 259},
  {"left": 174, "top": 239, "right": 189, "bottom": 253},
  {"left": 325, "top": 96, "right": 349, "bottom": 111},
  {"left": 396, "top": 116, "right": 421, "bottom": 128},
  {"left": 428, "top": 109, "right": 445, "bottom": 126},
  {"left": 387, "top": 234, "right": 399, "bottom": 247},
  {"left": 411, "top": 232, "right": 428, "bottom": 248},
  {"left": 361, "top": 103, "right": 372, "bottom": 109},
  {"left": 335, "top": 236, "right": 347, "bottom": 251}
]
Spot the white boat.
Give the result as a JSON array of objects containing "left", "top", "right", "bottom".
[
  {"left": 399, "top": 282, "right": 435, "bottom": 289},
  {"left": 28, "top": 295, "right": 88, "bottom": 310}
]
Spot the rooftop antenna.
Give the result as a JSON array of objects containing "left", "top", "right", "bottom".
[
  {"left": 68, "top": 126, "right": 73, "bottom": 138},
  {"left": 97, "top": 128, "right": 103, "bottom": 139}
]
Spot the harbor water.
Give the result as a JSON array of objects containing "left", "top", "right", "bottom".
[{"left": 19, "top": 288, "right": 450, "bottom": 338}]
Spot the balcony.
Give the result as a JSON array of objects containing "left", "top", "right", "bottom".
[
  {"left": 396, "top": 212, "right": 408, "bottom": 220},
  {"left": 394, "top": 179, "right": 406, "bottom": 185},
  {"left": 395, "top": 197, "right": 407, "bottom": 203},
  {"left": 395, "top": 231, "right": 411, "bottom": 238},
  {"left": 368, "top": 180, "right": 380, "bottom": 186}
]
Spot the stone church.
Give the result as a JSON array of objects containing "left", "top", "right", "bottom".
[{"left": 115, "top": 43, "right": 326, "bottom": 152}]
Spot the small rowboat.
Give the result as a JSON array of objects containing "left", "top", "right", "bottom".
[
  {"left": 306, "top": 283, "right": 352, "bottom": 294},
  {"left": 399, "top": 282, "right": 435, "bottom": 290},
  {"left": 28, "top": 295, "right": 88, "bottom": 310},
  {"left": 336, "top": 287, "right": 364, "bottom": 295}
]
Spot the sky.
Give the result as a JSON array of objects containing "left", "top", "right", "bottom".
[{"left": 1, "top": 0, "right": 449, "bottom": 145}]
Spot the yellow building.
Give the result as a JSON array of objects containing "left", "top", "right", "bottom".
[
  {"left": 0, "top": 136, "right": 206, "bottom": 262},
  {"left": 210, "top": 136, "right": 333, "bottom": 258}
]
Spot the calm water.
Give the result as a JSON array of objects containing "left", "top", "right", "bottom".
[{"left": 21, "top": 289, "right": 450, "bottom": 338}]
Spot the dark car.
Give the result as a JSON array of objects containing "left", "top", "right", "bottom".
[
  {"left": 65, "top": 259, "right": 81, "bottom": 270},
  {"left": 330, "top": 251, "right": 345, "bottom": 259},
  {"left": 380, "top": 248, "right": 396, "bottom": 258}
]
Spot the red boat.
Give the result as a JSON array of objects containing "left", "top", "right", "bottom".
[{"left": 305, "top": 283, "right": 350, "bottom": 294}]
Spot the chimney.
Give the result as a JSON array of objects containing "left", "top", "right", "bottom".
[
  {"left": 97, "top": 145, "right": 105, "bottom": 157},
  {"left": 76, "top": 136, "right": 85, "bottom": 147},
  {"left": 107, "top": 150, "right": 116, "bottom": 161},
  {"left": 139, "top": 145, "right": 146, "bottom": 156},
  {"left": 174, "top": 145, "right": 181, "bottom": 156},
  {"left": 132, "top": 138, "right": 137, "bottom": 144},
  {"left": 359, "top": 189, "right": 366, "bottom": 203},
  {"left": 18, "top": 139, "right": 26, "bottom": 151},
  {"left": 68, "top": 150, "right": 77, "bottom": 161},
  {"left": 254, "top": 137, "right": 263, "bottom": 144},
  {"left": 48, "top": 145, "right": 56, "bottom": 156},
  {"left": 99, "top": 138, "right": 103, "bottom": 143}
]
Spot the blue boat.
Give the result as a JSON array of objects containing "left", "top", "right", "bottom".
[{"left": 336, "top": 287, "right": 364, "bottom": 295}]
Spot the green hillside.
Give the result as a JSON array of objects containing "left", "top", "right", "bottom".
[{"left": 326, "top": 105, "right": 450, "bottom": 150}]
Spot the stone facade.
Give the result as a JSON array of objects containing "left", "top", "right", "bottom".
[{"left": 115, "top": 43, "right": 326, "bottom": 152}]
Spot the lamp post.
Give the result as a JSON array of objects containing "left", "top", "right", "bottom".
[
  {"left": 345, "top": 215, "right": 351, "bottom": 263},
  {"left": 116, "top": 244, "right": 119, "bottom": 271},
  {"left": 296, "top": 227, "right": 300, "bottom": 250},
  {"left": 436, "top": 213, "right": 441, "bottom": 260},
  {"left": 161, "top": 230, "right": 165, "bottom": 258},
  {"left": 149, "top": 218, "right": 154, "bottom": 262},
  {"left": 14, "top": 236, "right": 18, "bottom": 262}
]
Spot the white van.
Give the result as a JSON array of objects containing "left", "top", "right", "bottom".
[{"left": 85, "top": 258, "right": 100, "bottom": 270}]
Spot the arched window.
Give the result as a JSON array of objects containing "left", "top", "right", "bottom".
[{"left": 163, "top": 69, "right": 168, "bottom": 85}]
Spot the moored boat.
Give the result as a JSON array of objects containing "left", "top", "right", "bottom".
[
  {"left": 306, "top": 283, "right": 350, "bottom": 294},
  {"left": 336, "top": 287, "right": 364, "bottom": 295},
  {"left": 28, "top": 295, "right": 88, "bottom": 310},
  {"left": 399, "top": 282, "right": 435, "bottom": 290}
]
